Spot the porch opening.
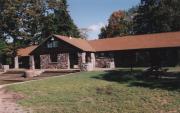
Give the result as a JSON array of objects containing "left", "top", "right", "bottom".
[
  {"left": 19, "top": 56, "right": 30, "bottom": 69},
  {"left": 69, "top": 53, "right": 79, "bottom": 69}
]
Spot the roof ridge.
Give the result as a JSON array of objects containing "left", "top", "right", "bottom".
[
  {"left": 89, "top": 31, "right": 180, "bottom": 41},
  {"left": 54, "top": 35, "right": 95, "bottom": 52}
]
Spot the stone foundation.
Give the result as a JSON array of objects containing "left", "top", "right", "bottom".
[
  {"left": 40, "top": 53, "right": 69, "bottom": 69},
  {"left": 40, "top": 53, "right": 115, "bottom": 70},
  {"left": 96, "top": 57, "right": 115, "bottom": 68}
]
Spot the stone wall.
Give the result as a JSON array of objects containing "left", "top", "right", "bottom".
[
  {"left": 40, "top": 53, "right": 69, "bottom": 69},
  {"left": 95, "top": 57, "right": 114, "bottom": 68},
  {"left": 40, "top": 53, "right": 115, "bottom": 70},
  {"left": 78, "top": 53, "right": 84, "bottom": 70}
]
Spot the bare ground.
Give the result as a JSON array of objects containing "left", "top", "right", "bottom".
[
  {"left": 0, "top": 87, "right": 32, "bottom": 113},
  {"left": 0, "top": 71, "right": 78, "bottom": 113}
]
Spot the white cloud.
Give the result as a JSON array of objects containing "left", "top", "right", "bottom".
[
  {"left": 87, "top": 22, "right": 105, "bottom": 32},
  {"left": 84, "top": 22, "right": 106, "bottom": 40}
]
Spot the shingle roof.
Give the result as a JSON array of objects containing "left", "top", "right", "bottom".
[
  {"left": 17, "top": 31, "right": 180, "bottom": 56},
  {"left": 54, "top": 35, "right": 95, "bottom": 52},
  {"left": 88, "top": 31, "right": 180, "bottom": 52},
  {"left": 17, "top": 45, "right": 38, "bottom": 56}
]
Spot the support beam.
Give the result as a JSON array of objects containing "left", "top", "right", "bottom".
[
  {"left": 91, "top": 53, "right": 96, "bottom": 69},
  {"left": 30, "top": 55, "right": 35, "bottom": 70},
  {"left": 109, "top": 61, "right": 115, "bottom": 69},
  {"left": 79, "top": 52, "right": 86, "bottom": 71},
  {"left": 67, "top": 53, "right": 70, "bottom": 69},
  {"left": 82, "top": 52, "right": 86, "bottom": 64},
  {"left": 109, "top": 53, "right": 115, "bottom": 69},
  {"left": 14, "top": 56, "right": 19, "bottom": 69}
]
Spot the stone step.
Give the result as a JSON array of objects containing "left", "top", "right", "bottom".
[
  {"left": 4, "top": 71, "right": 25, "bottom": 74},
  {"left": 0, "top": 74, "right": 24, "bottom": 79}
]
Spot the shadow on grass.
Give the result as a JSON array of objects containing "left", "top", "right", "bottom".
[{"left": 92, "top": 69, "right": 180, "bottom": 91}]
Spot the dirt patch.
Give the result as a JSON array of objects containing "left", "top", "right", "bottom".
[
  {"left": 0, "top": 72, "right": 72, "bottom": 85},
  {"left": 0, "top": 88, "right": 32, "bottom": 113}
]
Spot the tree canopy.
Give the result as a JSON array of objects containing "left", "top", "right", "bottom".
[
  {"left": 41, "top": 0, "right": 80, "bottom": 40},
  {"left": 98, "top": 0, "right": 180, "bottom": 67},
  {"left": 99, "top": 10, "right": 133, "bottom": 39},
  {"left": 0, "top": 0, "right": 80, "bottom": 57},
  {"left": 99, "top": 0, "right": 180, "bottom": 38},
  {"left": 133, "top": 0, "right": 180, "bottom": 34}
]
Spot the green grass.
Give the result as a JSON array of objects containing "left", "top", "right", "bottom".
[{"left": 7, "top": 70, "right": 180, "bottom": 113}]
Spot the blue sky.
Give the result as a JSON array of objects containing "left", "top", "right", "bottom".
[{"left": 67, "top": 0, "right": 140, "bottom": 40}]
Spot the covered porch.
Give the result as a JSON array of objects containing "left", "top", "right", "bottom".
[{"left": 15, "top": 50, "right": 97, "bottom": 71}]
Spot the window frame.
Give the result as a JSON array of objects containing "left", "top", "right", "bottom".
[
  {"left": 50, "top": 54, "right": 58, "bottom": 63},
  {"left": 47, "top": 40, "right": 59, "bottom": 48}
]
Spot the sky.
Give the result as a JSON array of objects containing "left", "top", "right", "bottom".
[{"left": 67, "top": 0, "right": 140, "bottom": 40}]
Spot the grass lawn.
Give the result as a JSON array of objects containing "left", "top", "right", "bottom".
[{"left": 7, "top": 69, "right": 180, "bottom": 113}]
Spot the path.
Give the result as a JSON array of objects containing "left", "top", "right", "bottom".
[
  {"left": 0, "top": 71, "right": 75, "bottom": 113},
  {"left": 0, "top": 86, "right": 32, "bottom": 113}
]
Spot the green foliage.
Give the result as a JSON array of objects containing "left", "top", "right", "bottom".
[
  {"left": 99, "top": 27, "right": 108, "bottom": 39},
  {"left": 29, "top": 0, "right": 81, "bottom": 42},
  {"left": 133, "top": 0, "right": 180, "bottom": 34},
  {"left": 21, "top": 0, "right": 44, "bottom": 45},
  {"left": 44, "top": 0, "right": 80, "bottom": 39},
  {"left": 131, "top": 0, "right": 180, "bottom": 67},
  {"left": 0, "top": 0, "right": 80, "bottom": 56},
  {"left": 0, "top": 39, "right": 11, "bottom": 64},
  {"left": 0, "top": 39, "right": 7, "bottom": 55},
  {"left": 99, "top": 0, "right": 180, "bottom": 37},
  {"left": 98, "top": 0, "right": 180, "bottom": 67},
  {"left": 0, "top": 0, "right": 26, "bottom": 56},
  {"left": 99, "top": 9, "right": 137, "bottom": 39},
  {"left": 22, "top": 0, "right": 80, "bottom": 43}
]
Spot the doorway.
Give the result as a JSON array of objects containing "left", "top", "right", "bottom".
[
  {"left": 69, "top": 53, "right": 78, "bottom": 69},
  {"left": 34, "top": 55, "right": 40, "bottom": 69}
]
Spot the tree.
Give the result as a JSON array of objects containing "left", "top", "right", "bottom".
[
  {"left": 99, "top": 10, "right": 134, "bottom": 39},
  {"left": 0, "top": 39, "right": 12, "bottom": 65},
  {"left": 0, "top": 39, "right": 8, "bottom": 55},
  {"left": 21, "top": 0, "right": 45, "bottom": 45},
  {"left": 0, "top": 0, "right": 28, "bottom": 57},
  {"left": 99, "top": 26, "right": 108, "bottom": 39},
  {"left": 133, "top": 0, "right": 180, "bottom": 34},
  {"left": 0, "top": 0, "right": 80, "bottom": 67},
  {"left": 0, "top": 0, "right": 80, "bottom": 51},
  {"left": 79, "top": 28, "right": 89, "bottom": 39},
  {"left": 132, "top": 0, "right": 180, "bottom": 67},
  {"left": 50, "top": 0, "right": 80, "bottom": 38}
]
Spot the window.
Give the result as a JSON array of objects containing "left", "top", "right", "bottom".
[
  {"left": 47, "top": 42, "right": 53, "bottom": 48},
  {"left": 50, "top": 54, "right": 58, "bottom": 63},
  {"left": 96, "top": 52, "right": 114, "bottom": 58},
  {"left": 53, "top": 41, "right": 58, "bottom": 47},
  {"left": 47, "top": 41, "right": 59, "bottom": 48}
]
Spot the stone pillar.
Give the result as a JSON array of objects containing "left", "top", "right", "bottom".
[
  {"left": 109, "top": 61, "right": 115, "bottom": 69},
  {"left": 109, "top": 53, "right": 115, "bottom": 69},
  {"left": 67, "top": 53, "right": 70, "bottom": 69},
  {"left": 3, "top": 65, "right": 9, "bottom": 72},
  {"left": 14, "top": 56, "right": 19, "bottom": 69},
  {"left": 79, "top": 52, "right": 86, "bottom": 71},
  {"left": 91, "top": 53, "right": 96, "bottom": 69},
  {"left": 30, "top": 55, "right": 35, "bottom": 70},
  {"left": 82, "top": 52, "right": 86, "bottom": 64}
]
